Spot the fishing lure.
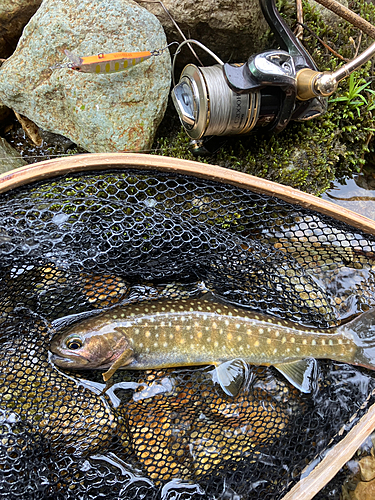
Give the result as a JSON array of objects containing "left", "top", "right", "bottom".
[{"left": 62, "top": 46, "right": 172, "bottom": 74}]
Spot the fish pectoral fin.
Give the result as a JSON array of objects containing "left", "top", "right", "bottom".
[
  {"left": 274, "top": 358, "right": 318, "bottom": 393},
  {"left": 102, "top": 348, "right": 134, "bottom": 382},
  {"left": 213, "top": 359, "right": 248, "bottom": 398}
]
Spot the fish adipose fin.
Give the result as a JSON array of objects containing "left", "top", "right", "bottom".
[
  {"left": 274, "top": 358, "right": 318, "bottom": 393},
  {"left": 213, "top": 359, "right": 249, "bottom": 398},
  {"left": 102, "top": 347, "right": 134, "bottom": 382}
]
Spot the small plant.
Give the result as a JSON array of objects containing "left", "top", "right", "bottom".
[{"left": 329, "top": 73, "right": 375, "bottom": 118}]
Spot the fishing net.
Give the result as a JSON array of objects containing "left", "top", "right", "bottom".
[{"left": 1, "top": 166, "right": 375, "bottom": 499}]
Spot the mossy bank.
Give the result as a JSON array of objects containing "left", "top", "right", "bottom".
[{"left": 153, "top": 0, "right": 375, "bottom": 195}]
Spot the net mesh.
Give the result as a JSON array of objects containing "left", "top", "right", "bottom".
[{"left": 1, "top": 168, "right": 375, "bottom": 499}]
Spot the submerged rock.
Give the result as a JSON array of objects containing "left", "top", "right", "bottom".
[
  {"left": 0, "top": 137, "right": 27, "bottom": 173},
  {"left": 0, "top": 0, "right": 171, "bottom": 153}
]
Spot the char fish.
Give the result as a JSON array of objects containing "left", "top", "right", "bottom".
[{"left": 50, "top": 295, "right": 375, "bottom": 395}]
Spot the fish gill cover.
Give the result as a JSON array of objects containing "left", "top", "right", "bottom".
[{"left": 1, "top": 169, "right": 375, "bottom": 498}]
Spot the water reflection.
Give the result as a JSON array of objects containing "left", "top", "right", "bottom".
[{"left": 322, "top": 168, "right": 375, "bottom": 221}]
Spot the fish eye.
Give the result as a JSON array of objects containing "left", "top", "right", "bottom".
[{"left": 66, "top": 337, "right": 83, "bottom": 350}]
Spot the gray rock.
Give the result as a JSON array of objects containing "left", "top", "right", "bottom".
[
  {"left": 0, "top": 137, "right": 27, "bottom": 173},
  {"left": 0, "top": 0, "right": 171, "bottom": 153},
  {"left": 0, "top": 0, "right": 43, "bottom": 58},
  {"left": 135, "top": 0, "right": 270, "bottom": 67}
]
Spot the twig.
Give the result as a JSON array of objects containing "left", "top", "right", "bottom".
[
  {"left": 312, "top": 0, "right": 375, "bottom": 39},
  {"left": 296, "top": 22, "right": 349, "bottom": 61},
  {"left": 354, "top": 32, "right": 363, "bottom": 58},
  {"left": 295, "top": 0, "right": 304, "bottom": 40}
]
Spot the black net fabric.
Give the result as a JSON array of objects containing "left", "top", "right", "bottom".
[{"left": 1, "top": 168, "right": 375, "bottom": 499}]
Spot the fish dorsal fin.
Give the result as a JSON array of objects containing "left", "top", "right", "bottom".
[
  {"left": 214, "top": 359, "right": 248, "bottom": 398},
  {"left": 102, "top": 347, "right": 134, "bottom": 382},
  {"left": 274, "top": 358, "right": 318, "bottom": 393}
]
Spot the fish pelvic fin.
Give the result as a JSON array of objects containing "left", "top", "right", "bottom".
[
  {"left": 102, "top": 347, "right": 134, "bottom": 382},
  {"left": 274, "top": 358, "right": 318, "bottom": 394},
  {"left": 213, "top": 359, "right": 249, "bottom": 398}
]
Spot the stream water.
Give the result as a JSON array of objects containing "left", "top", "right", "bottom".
[{"left": 322, "top": 167, "right": 375, "bottom": 221}]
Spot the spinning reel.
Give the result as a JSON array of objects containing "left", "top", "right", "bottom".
[{"left": 171, "top": 0, "right": 375, "bottom": 154}]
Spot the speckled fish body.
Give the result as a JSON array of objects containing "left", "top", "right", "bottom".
[{"left": 50, "top": 296, "right": 375, "bottom": 385}]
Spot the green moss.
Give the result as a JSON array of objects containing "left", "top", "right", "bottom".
[{"left": 153, "top": 0, "right": 375, "bottom": 195}]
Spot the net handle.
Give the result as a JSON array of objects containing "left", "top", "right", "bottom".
[
  {"left": 281, "top": 399, "right": 375, "bottom": 500},
  {"left": 1, "top": 152, "right": 375, "bottom": 236}
]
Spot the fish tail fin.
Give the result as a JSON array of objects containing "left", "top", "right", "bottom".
[{"left": 344, "top": 309, "right": 375, "bottom": 370}]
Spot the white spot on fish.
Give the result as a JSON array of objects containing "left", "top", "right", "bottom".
[
  {"left": 134, "top": 328, "right": 140, "bottom": 334},
  {"left": 329, "top": 339, "right": 333, "bottom": 345},
  {"left": 154, "top": 342, "right": 158, "bottom": 347},
  {"left": 273, "top": 348, "right": 277, "bottom": 354},
  {"left": 302, "top": 339, "right": 307, "bottom": 345},
  {"left": 225, "top": 320, "right": 229, "bottom": 326},
  {"left": 266, "top": 339, "right": 271, "bottom": 345},
  {"left": 290, "top": 338, "right": 295, "bottom": 344},
  {"left": 163, "top": 342, "right": 168, "bottom": 347},
  {"left": 214, "top": 341, "right": 218, "bottom": 347},
  {"left": 275, "top": 331, "right": 279, "bottom": 337},
  {"left": 145, "top": 331, "right": 151, "bottom": 338},
  {"left": 259, "top": 328, "right": 264, "bottom": 334},
  {"left": 144, "top": 308, "right": 149, "bottom": 313}
]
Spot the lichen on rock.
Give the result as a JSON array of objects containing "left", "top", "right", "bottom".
[{"left": 0, "top": 0, "right": 171, "bottom": 153}]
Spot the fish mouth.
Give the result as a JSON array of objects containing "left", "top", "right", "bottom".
[{"left": 50, "top": 352, "right": 90, "bottom": 368}]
